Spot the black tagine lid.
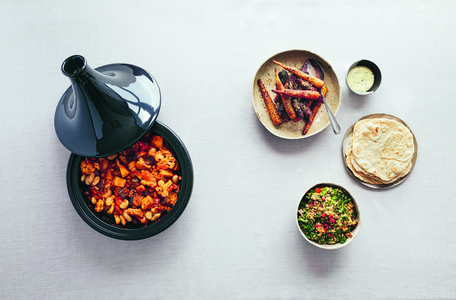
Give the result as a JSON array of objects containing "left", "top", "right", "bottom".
[{"left": 54, "top": 55, "right": 161, "bottom": 157}]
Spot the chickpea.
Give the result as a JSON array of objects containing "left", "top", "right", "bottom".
[
  {"left": 106, "top": 154, "right": 117, "bottom": 160},
  {"left": 119, "top": 199, "right": 129, "bottom": 210},
  {"left": 119, "top": 155, "right": 128, "bottom": 164},
  {"left": 114, "top": 214, "right": 121, "bottom": 224},
  {"left": 92, "top": 176, "right": 100, "bottom": 186},
  {"left": 85, "top": 172, "right": 95, "bottom": 185},
  {"left": 101, "top": 159, "right": 109, "bottom": 170},
  {"left": 123, "top": 212, "right": 132, "bottom": 222},
  {"left": 151, "top": 213, "right": 161, "bottom": 222},
  {"left": 103, "top": 189, "right": 112, "bottom": 198},
  {"left": 107, "top": 204, "right": 115, "bottom": 214}
]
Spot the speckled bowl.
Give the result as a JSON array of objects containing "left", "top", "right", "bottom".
[
  {"left": 296, "top": 182, "right": 361, "bottom": 250},
  {"left": 252, "top": 49, "right": 341, "bottom": 139}
]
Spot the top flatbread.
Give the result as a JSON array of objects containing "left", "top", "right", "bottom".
[{"left": 350, "top": 118, "right": 414, "bottom": 183}]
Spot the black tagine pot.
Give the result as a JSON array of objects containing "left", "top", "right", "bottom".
[{"left": 56, "top": 55, "right": 194, "bottom": 240}]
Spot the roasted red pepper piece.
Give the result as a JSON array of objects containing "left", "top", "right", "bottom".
[
  {"left": 168, "top": 183, "right": 177, "bottom": 192},
  {"left": 115, "top": 197, "right": 123, "bottom": 207},
  {"left": 115, "top": 205, "right": 123, "bottom": 215}
]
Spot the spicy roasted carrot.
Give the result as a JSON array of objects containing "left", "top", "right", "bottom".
[
  {"left": 272, "top": 60, "right": 325, "bottom": 89},
  {"left": 302, "top": 102, "right": 322, "bottom": 135},
  {"left": 274, "top": 68, "right": 296, "bottom": 120},
  {"left": 272, "top": 89, "right": 321, "bottom": 100},
  {"left": 296, "top": 78, "right": 317, "bottom": 91},
  {"left": 321, "top": 85, "right": 328, "bottom": 97},
  {"left": 257, "top": 79, "right": 282, "bottom": 126},
  {"left": 302, "top": 86, "right": 328, "bottom": 135}
]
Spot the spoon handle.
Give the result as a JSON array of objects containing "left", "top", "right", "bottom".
[{"left": 321, "top": 94, "right": 341, "bottom": 134}]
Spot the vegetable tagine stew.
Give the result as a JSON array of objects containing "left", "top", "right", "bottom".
[
  {"left": 80, "top": 132, "right": 181, "bottom": 228},
  {"left": 297, "top": 186, "right": 358, "bottom": 244}
]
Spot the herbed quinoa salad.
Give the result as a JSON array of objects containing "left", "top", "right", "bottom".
[{"left": 297, "top": 186, "right": 358, "bottom": 245}]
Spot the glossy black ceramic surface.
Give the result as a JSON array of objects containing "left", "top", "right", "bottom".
[
  {"left": 55, "top": 55, "right": 161, "bottom": 157},
  {"left": 67, "top": 121, "right": 194, "bottom": 240}
]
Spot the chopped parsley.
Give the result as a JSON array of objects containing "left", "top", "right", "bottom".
[{"left": 297, "top": 186, "right": 358, "bottom": 245}]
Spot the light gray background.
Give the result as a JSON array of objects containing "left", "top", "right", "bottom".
[{"left": 1, "top": 1, "right": 455, "bottom": 299}]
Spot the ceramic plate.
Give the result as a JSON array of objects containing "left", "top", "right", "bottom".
[
  {"left": 252, "top": 49, "right": 341, "bottom": 139},
  {"left": 342, "top": 113, "right": 418, "bottom": 189}
]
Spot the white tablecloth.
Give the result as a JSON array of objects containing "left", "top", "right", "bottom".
[{"left": 1, "top": 1, "right": 455, "bottom": 299}]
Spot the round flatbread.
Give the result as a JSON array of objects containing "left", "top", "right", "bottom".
[
  {"left": 345, "top": 138, "right": 384, "bottom": 185},
  {"left": 347, "top": 118, "right": 414, "bottom": 185}
]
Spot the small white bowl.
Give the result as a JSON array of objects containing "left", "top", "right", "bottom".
[{"left": 296, "top": 182, "right": 361, "bottom": 250}]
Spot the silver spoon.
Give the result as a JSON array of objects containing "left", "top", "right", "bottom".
[{"left": 308, "top": 59, "right": 341, "bottom": 135}]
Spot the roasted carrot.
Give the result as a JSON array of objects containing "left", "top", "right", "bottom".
[
  {"left": 274, "top": 69, "right": 284, "bottom": 90},
  {"left": 272, "top": 60, "right": 324, "bottom": 89},
  {"left": 321, "top": 85, "right": 328, "bottom": 96},
  {"left": 302, "top": 102, "right": 321, "bottom": 135},
  {"left": 257, "top": 79, "right": 282, "bottom": 126},
  {"left": 272, "top": 89, "right": 321, "bottom": 100},
  {"left": 296, "top": 78, "right": 317, "bottom": 91},
  {"left": 274, "top": 94, "right": 291, "bottom": 123},
  {"left": 302, "top": 86, "right": 328, "bottom": 135},
  {"left": 274, "top": 68, "right": 296, "bottom": 120}
]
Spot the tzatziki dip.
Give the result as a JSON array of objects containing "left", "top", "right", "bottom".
[{"left": 347, "top": 66, "right": 374, "bottom": 93}]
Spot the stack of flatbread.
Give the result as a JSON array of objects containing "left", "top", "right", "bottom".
[{"left": 345, "top": 118, "right": 415, "bottom": 185}]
